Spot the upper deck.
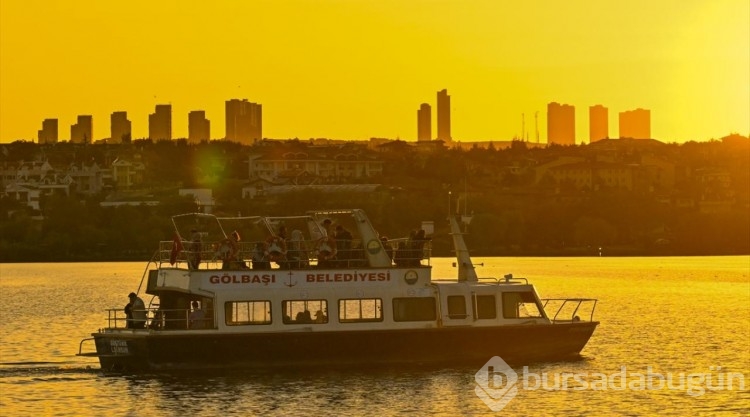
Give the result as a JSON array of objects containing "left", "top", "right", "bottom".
[{"left": 162, "top": 209, "right": 432, "bottom": 272}]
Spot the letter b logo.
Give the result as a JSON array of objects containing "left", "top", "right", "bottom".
[{"left": 475, "top": 356, "right": 518, "bottom": 412}]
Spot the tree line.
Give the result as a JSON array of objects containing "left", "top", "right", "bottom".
[{"left": 0, "top": 136, "right": 747, "bottom": 261}]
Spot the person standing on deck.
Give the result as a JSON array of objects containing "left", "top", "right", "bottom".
[
  {"left": 124, "top": 301, "right": 133, "bottom": 329},
  {"left": 128, "top": 292, "right": 146, "bottom": 329},
  {"left": 189, "top": 301, "right": 206, "bottom": 329},
  {"left": 188, "top": 229, "right": 202, "bottom": 270}
]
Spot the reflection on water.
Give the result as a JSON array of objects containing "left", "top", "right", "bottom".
[{"left": 0, "top": 258, "right": 748, "bottom": 416}]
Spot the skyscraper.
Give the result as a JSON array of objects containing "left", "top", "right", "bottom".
[
  {"left": 589, "top": 105, "right": 608, "bottom": 143},
  {"left": 547, "top": 102, "right": 575, "bottom": 145},
  {"left": 437, "top": 89, "right": 451, "bottom": 142},
  {"left": 70, "top": 115, "right": 93, "bottom": 144},
  {"left": 38, "top": 118, "right": 58, "bottom": 144},
  {"left": 149, "top": 104, "right": 172, "bottom": 141},
  {"left": 417, "top": 103, "right": 431, "bottom": 141},
  {"left": 188, "top": 110, "right": 211, "bottom": 143},
  {"left": 225, "top": 99, "right": 262, "bottom": 144},
  {"left": 111, "top": 111, "right": 132, "bottom": 144},
  {"left": 619, "top": 108, "right": 651, "bottom": 139}
]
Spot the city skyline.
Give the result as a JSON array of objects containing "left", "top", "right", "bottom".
[
  {"left": 28, "top": 97, "right": 656, "bottom": 144},
  {"left": 1, "top": 1, "right": 747, "bottom": 143}
]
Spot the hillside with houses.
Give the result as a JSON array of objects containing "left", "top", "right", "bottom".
[{"left": 0, "top": 135, "right": 747, "bottom": 261}]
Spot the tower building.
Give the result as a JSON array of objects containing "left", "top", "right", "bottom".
[
  {"left": 149, "top": 104, "right": 172, "bottom": 141},
  {"left": 417, "top": 103, "right": 431, "bottom": 141},
  {"left": 437, "top": 89, "right": 451, "bottom": 142},
  {"left": 226, "top": 99, "right": 262, "bottom": 144},
  {"left": 547, "top": 102, "right": 575, "bottom": 145},
  {"left": 619, "top": 108, "right": 651, "bottom": 139},
  {"left": 189, "top": 110, "right": 211, "bottom": 143},
  {"left": 589, "top": 105, "right": 608, "bottom": 143},
  {"left": 111, "top": 111, "right": 132, "bottom": 143}
]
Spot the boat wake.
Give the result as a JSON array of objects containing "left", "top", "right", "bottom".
[{"left": 0, "top": 361, "right": 103, "bottom": 379}]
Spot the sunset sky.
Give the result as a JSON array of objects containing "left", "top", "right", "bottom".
[{"left": 1, "top": 0, "right": 748, "bottom": 144}]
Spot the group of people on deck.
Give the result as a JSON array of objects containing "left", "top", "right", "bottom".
[
  {"left": 393, "top": 228, "right": 431, "bottom": 266},
  {"left": 249, "top": 225, "right": 304, "bottom": 270},
  {"left": 315, "top": 219, "right": 359, "bottom": 268},
  {"left": 251, "top": 220, "right": 358, "bottom": 269},
  {"left": 182, "top": 222, "right": 428, "bottom": 270}
]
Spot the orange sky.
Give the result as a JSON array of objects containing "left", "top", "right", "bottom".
[{"left": 1, "top": 0, "right": 748, "bottom": 143}]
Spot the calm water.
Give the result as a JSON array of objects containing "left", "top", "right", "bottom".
[{"left": 1, "top": 257, "right": 748, "bottom": 416}]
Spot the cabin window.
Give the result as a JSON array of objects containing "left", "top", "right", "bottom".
[
  {"left": 473, "top": 295, "right": 497, "bottom": 319},
  {"left": 338, "top": 298, "right": 383, "bottom": 323},
  {"left": 393, "top": 297, "right": 437, "bottom": 322},
  {"left": 282, "top": 299, "right": 328, "bottom": 324},
  {"left": 502, "top": 292, "right": 544, "bottom": 319},
  {"left": 225, "top": 300, "right": 272, "bottom": 325},
  {"left": 447, "top": 295, "right": 467, "bottom": 319}
]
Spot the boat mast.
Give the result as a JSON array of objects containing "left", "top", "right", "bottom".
[{"left": 449, "top": 186, "right": 478, "bottom": 282}]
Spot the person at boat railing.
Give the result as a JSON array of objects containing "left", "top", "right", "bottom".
[
  {"left": 217, "top": 230, "right": 242, "bottom": 270},
  {"left": 251, "top": 241, "right": 271, "bottom": 270},
  {"left": 380, "top": 235, "right": 394, "bottom": 261},
  {"left": 148, "top": 309, "right": 163, "bottom": 330},
  {"left": 128, "top": 292, "right": 146, "bottom": 329},
  {"left": 411, "top": 229, "right": 431, "bottom": 266},
  {"left": 189, "top": 301, "right": 206, "bottom": 329},
  {"left": 124, "top": 300, "right": 133, "bottom": 329},
  {"left": 266, "top": 226, "right": 289, "bottom": 267},
  {"left": 394, "top": 230, "right": 417, "bottom": 267},
  {"left": 188, "top": 229, "right": 202, "bottom": 270},
  {"left": 287, "top": 229, "right": 308, "bottom": 268},
  {"left": 334, "top": 224, "right": 353, "bottom": 267},
  {"left": 316, "top": 220, "right": 337, "bottom": 268}
]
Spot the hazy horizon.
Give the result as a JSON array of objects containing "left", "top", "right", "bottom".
[{"left": 1, "top": 0, "right": 748, "bottom": 143}]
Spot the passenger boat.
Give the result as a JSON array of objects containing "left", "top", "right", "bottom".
[{"left": 78, "top": 209, "right": 599, "bottom": 372}]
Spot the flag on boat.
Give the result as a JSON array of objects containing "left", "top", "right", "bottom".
[{"left": 170, "top": 233, "right": 183, "bottom": 265}]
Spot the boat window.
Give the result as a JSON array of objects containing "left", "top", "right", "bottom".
[
  {"left": 447, "top": 295, "right": 467, "bottom": 319},
  {"left": 282, "top": 300, "right": 328, "bottom": 324},
  {"left": 473, "top": 295, "right": 497, "bottom": 319},
  {"left": 225, "top": 301, "right": 272, "bottom": 325},
  {"left": 338, "top": 298, "right": 383, "bottom": 323},
  {"left": 393, "top": 297, "right": 436, "bottom": 322},
  {"left": 502, "top": 292, "right": 544, "bottom": 319}
]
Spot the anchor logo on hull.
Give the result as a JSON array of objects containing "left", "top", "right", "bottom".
[{"left": 285, "top": 271, "right": 297, "bottom": 287}]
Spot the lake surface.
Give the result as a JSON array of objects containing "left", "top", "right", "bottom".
[{"left": 1, "top": 257, "right": 748, "bottom": 416}]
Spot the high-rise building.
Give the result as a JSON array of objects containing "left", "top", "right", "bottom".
[
  {"left": 70, "top": 115, "right": 93, "bottom": 144},
  {"left": 437, "top": 89, "right": 451, "bottom": 142},
  {"left": 38, "top": 118, "right": 58, "bottom": 144},
  {"left": 547, "top": 102, "right": 575, "bottom": 145},
  {"left": 225, "top": 99, "right": 262, "bottom": 144},
  {"left": 619, "top": 108, "right": 651, "bottom": 139},
  {"left": 589, "top": 105, "right": 608, "bottom": 143},
  {"left": 188, "top": 110, "right": 211, "bottom": 143},
  {"left": 417, "top": 103, "right": 431, "bottom": 141},
  {"left": 149, "top": 104, "right": 172, "bottom": 141},
  {"left": 111, "top": 111, "right": 132, "bottom": 144}
]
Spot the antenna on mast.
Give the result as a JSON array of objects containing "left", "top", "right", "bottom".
[{"left": 535, "top": 111, "right": 539, "bottom": 143}]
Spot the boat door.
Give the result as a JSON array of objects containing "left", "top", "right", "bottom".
[{"left": 433, "top": 283, "right": 473, "bottom": 326}]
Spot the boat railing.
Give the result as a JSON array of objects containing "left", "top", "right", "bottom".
[
  {"left": 390, "top": 238, "right": 432, "bottom": 267},
  {"left": 474, "top": 276, "right": 529, "bottom": 285},
  {"left": 157, "top": 237, "right": 432, "bottom": 269},
  {"left": 541, "top": 298, "right": 598, "bottom": 323},
  {"left": 101, "top": 307, "right": 213, "bottom": 331}
]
